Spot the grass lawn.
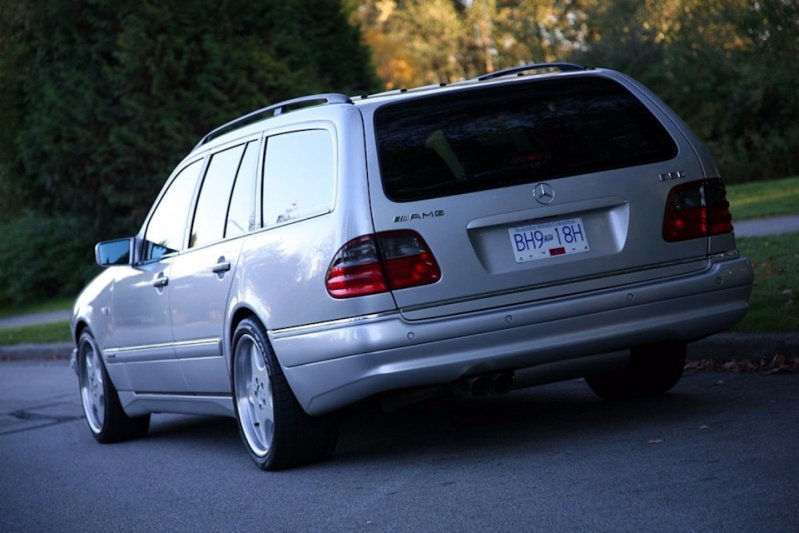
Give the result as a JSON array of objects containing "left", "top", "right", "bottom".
[
  {"left": 0, "top": 297, "right": 74, "bottom": 319},
  {"left": 735, "top": 232, "right": 799, "bottom": 332},
  {"left": 0, "top": 320, "right": 72, "bottom": 345},
  {"left": 726, "top": 175, "right": 799, "bottom": 220}
]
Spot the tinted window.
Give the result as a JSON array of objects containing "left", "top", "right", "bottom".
[
  {"left": 144, "top": 159, "right": 203, "bottom": 260},
  {"left": 263, "top": 130, "right": 334, "bottom": 226},
  {"left": 190, "top": 144, "right": 246, "bottom": 248},
  {"left": 225, "top": 141, "right": 259, "bottom": 238},
  {"left": 376, "top": 76, "right": 678, "bottom": 202}
]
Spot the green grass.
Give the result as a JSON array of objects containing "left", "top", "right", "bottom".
[
  {"left": 0, "top": 297, "right": 74, "bottom": 319},
  {"left": 735, "top": 232, "right": 799, "bottom": 332},
  {"left": 726, "top": 176, "right": 799, "bottom": 221},
  {"left": 0, "top": 320, "right": 72, "bottom": 345}
]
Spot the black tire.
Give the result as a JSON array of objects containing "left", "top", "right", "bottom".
[
  {"left": 231, "top": 317, "right": 339, "bottom": 470},
  {"left": 77, "top": 331, "right": 150, "bottom": 443},
  {"left": 586, "top": 342, "right": 687, "bottom": 401}
]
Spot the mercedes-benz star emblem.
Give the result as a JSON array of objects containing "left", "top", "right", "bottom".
[{"left": 533, "top": 182, "right": 555, "bottom": 205}]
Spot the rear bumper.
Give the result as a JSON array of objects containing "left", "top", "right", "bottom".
[{"left": 273, "top": 255, "right": 752, "bottom": 415}]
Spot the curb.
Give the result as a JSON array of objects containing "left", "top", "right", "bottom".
[
  {"left": 0, "top": 343, "right": 73, "bottom": 361},
  {"left": 1, "top": 334, "right": 796, "bottom": 362}
]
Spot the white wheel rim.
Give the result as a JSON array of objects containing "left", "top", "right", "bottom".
[
  {"left": 78, "top": 337, "right": 105, "bottom": 434},
  {"left": 234, "top": 334, "right": 274, "bottom": 457}
]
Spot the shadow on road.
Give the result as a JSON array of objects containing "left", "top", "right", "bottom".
[
  {"left": 333, "top": 380, "right": 713, "bottom": 464},
  {"left": 124, "top": 378, "right": 717, "bottom": 466}
]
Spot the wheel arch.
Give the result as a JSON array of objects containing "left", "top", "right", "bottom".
[
  {"left": 73, "top": 320, "right": 89, "bottom": 346},
  {"left": 227, "top": 305, "right": 259, "bottom": 371}
]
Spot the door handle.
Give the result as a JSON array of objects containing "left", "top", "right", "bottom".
[
  {"left": 152, "top": 275, "right": 169, "bottom": 288},
  {"left": 212, "top": 261, "right": 231, "bottom": 274}
]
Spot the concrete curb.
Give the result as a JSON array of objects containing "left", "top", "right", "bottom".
[
  {"left": 0, "top": 343, "right": 73, "bottom": 361},
  {"left": 1, "top": 334, "right": 796, "bottom": 362}
]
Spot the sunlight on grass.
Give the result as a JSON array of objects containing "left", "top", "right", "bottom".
[
  {"left": 727, "top": 176, "right": 799, "bottom": 220},
  {"left": 0, "top": 321, "right": 72, "bottom": 345}
]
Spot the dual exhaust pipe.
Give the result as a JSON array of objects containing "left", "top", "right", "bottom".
[
  {"left": 380, "top": 371, "right": 517, "bottom": 412},
  {"left": 454, "top": 372, "right": 515, "bottom": 397}
]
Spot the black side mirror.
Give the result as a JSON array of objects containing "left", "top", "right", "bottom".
[{"left": 95, "top": 238, "right": 134, "bottom": 267}]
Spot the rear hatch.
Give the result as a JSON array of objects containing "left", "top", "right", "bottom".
[{"left": 362, "top": 72, "right": 718, "bottom": 320}]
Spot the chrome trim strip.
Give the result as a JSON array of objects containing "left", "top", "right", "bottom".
[
  {"left": 270, "top": 312, "right": 397, "bottom": 336},
  {"left": 105, "top": 338, "right": 219, "bottom": 355}
]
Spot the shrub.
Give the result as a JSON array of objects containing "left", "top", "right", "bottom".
[{"left": 0, "top": 214, "right": 99, "bottom": 305}]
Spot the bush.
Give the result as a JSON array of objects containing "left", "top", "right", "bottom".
[{"left": 0, "top": 214, "right": 99, "bottom": 305}]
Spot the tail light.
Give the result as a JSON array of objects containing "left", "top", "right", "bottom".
[
  {"left": 663, "top": 178, "right": 733, "bottom": 242},
  {"left": 326, "top": 231, "right": 441, "bottom": 298}
]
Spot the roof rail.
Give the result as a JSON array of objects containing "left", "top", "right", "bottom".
[
  {"left": 195, "top": 93, "right": 352, "bottom": 148},
  {"left": 476, "top": 62, "right": 587, "bottom": 82}
]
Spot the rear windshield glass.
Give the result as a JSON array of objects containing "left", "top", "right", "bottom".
[{"left": 375, "top": 76, "right": 678, "bottom": 202}]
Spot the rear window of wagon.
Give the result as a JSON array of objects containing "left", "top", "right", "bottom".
[{"left": 375, "top": 76, "right": 678, "bottom": 202}]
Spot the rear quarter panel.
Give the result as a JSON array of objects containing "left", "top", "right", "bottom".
[{"left": 229, "top": 106, "right": 395, "bottom": 334}]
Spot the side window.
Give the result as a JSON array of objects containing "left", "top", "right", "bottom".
[
  {"left": 225, "top": 141, "right": 259, "bottom": 239},
  {"left": 189, "top": 144, "right": 246, "bottom": 248},
  {"left": 262, "top": 129, "right": 334, "bottom": 226},
  {"left": 144, "top": 159, "right": 203, "bottom": 261}
]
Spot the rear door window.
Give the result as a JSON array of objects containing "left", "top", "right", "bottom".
[
  {"left": 375, "top": 76, "right": 678, "bottom": 202},
  {"left": 189, "top": 143, "right": 246, "bottom": 249}
]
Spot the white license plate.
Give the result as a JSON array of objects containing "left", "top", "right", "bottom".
[{"left": 509, "top": 217, "right": 590, "bottom": 263}]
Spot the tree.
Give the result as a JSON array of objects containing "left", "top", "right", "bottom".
[
  {"left": 0, "top": 0, "right": 378, "bottom": 303},
  {"left": 572, "top": 0, "right": 799, "bottom": 181}
]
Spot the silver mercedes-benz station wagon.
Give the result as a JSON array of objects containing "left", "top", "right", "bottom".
[{"left": 71, "top": 63, "right": 753, "bottom": 469}]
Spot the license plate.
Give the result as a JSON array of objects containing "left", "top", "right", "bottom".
[{"left": 509, "top": 217, "right": 590, "bottom": 263}]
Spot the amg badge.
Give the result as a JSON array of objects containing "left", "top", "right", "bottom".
[{"left": 393, "top": 210, "right": 445, "bottom": 223}]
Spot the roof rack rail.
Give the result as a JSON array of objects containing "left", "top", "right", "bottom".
[
  {"left": 476, "top": 62, "right": 587, "bottom": 82},
  {"left": 195, "top": 93, "right": 352, "bottom": 148}
]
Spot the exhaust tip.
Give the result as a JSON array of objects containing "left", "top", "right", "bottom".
[
  {"left": 471, "top": 375, "right": 493, "bottom": 396},
  {"left": 452, "top": 372, "right": 516, "bottom": 397},
  {"left": 493, "top": 372, "right": 515, "bottom": 395}
]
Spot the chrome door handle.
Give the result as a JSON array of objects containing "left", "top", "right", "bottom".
[
  {"left": 212, "top": 261, "right": 231, "bottom": 274},
  {"left": 152, "top": 276, "right": 169, "bottom": 288}
]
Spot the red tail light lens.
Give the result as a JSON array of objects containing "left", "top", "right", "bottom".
[
  {"left": 326, "top": 236, "right": 388, "bottom": 298},
  {"left": 663, "top": 178, "right": 733, "bottom": 242},
  {"left": 378, "top": 231, "right": 441, "bottom": 290},
  {"left": 326, "top": 231, "right": 441, "bottom": 298}
]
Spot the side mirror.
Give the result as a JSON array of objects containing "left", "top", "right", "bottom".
[{"left": 95, "top": 238, "right": 134, "bottom": 267}]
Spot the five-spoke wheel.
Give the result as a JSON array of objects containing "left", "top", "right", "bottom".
[
  {"left": 231, "top": 318, "right": 339, "bottom": 470},
  {"left": 233, "top": 332, "right": 275, "bottom": 457},
  {"left": 77, "top": 330, "right": 150, "bottom": 442}
]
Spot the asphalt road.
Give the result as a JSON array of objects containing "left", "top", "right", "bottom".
[{"left": 1, "top": 360, "right": 798, "bottom": 532}]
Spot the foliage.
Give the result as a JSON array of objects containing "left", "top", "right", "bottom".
[
  {"left": 726, "top": 176, "right": 799, "bottom": 221},
  {"left": 351, "top": 0, "right": 799, "bottom": 182},
  {"left": 349, "top": 0, "right": 588, "bottom": 87},
  {"left": 0, "top": 213, "right": 99, "bottom": 305},
  {"left": 735, "top": 232, "right": 799, "bottom": 332},
  {"left": 0, "top": 0, "right": 377, "bottom": 303},
  {"left": 572, "top": 0, "right": 799, "bottom": 183},
  {"left": 2, "top": 0, "right": 376, "bottom": 231}
]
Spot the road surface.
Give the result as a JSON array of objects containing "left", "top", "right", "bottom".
[{"left": 1, "top": 360, "right": 797, "bottom": 532}]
